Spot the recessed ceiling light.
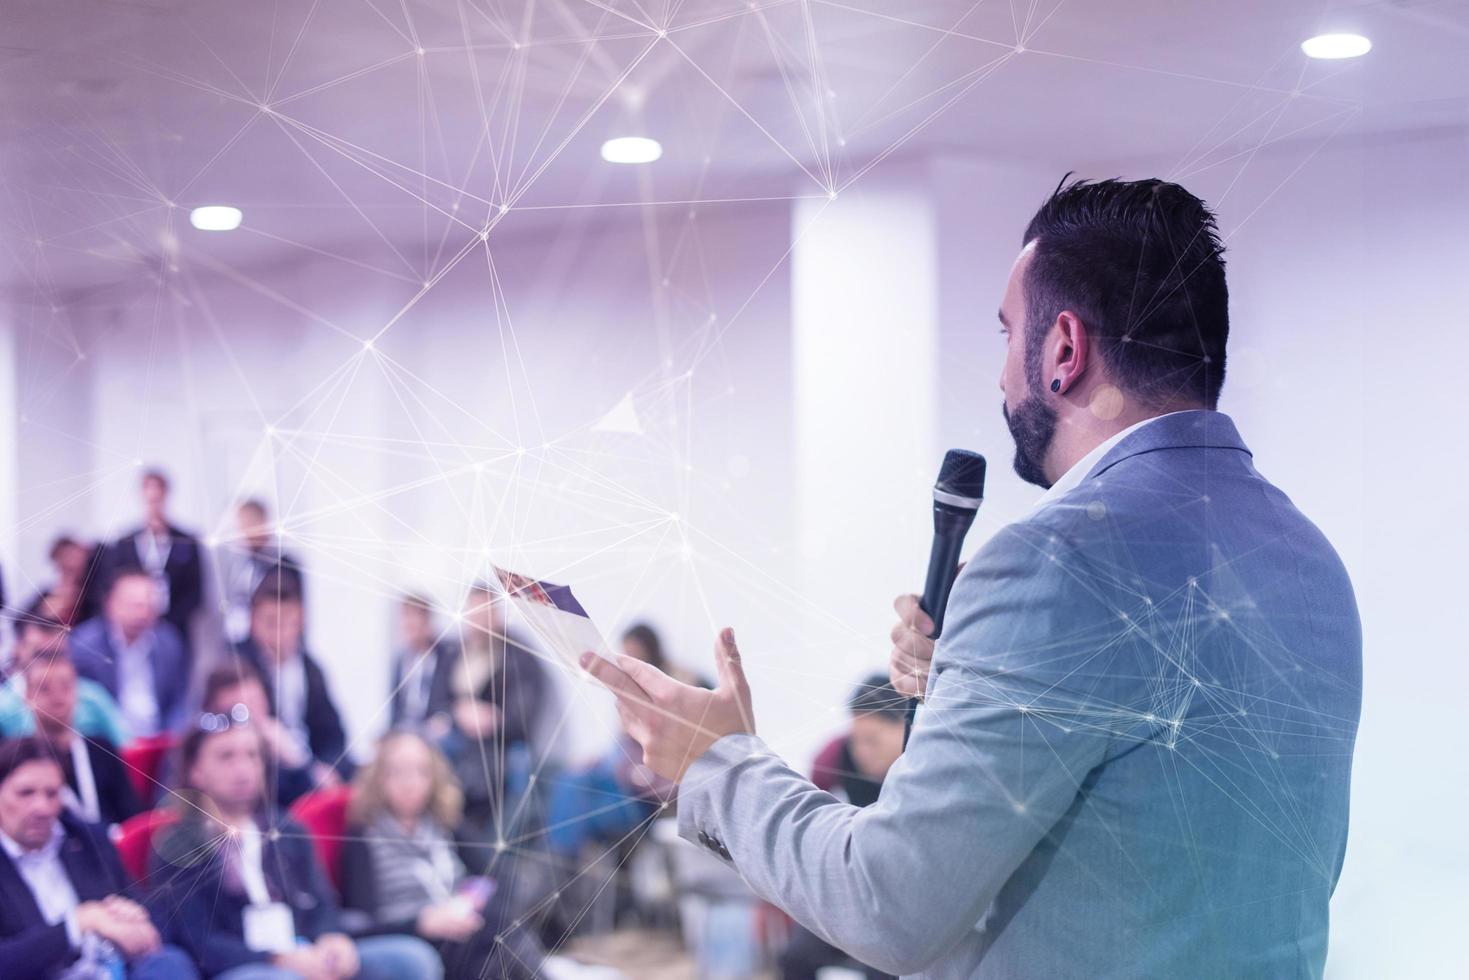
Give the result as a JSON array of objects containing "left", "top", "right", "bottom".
[
  {"left": 189, "top": 205, "right": 243, "bottom": 231},
  {"left": 601, "top": 136, "right": 662, "bottom": 164},
  {"left": 1301, "top": 33, "right": 1371, "bottom": 60}
]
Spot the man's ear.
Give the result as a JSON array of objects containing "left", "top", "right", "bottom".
[{"left": 1049, "top": 311, "right": 1089, "bottom": 395}]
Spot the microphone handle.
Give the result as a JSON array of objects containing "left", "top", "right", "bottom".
[{"left": 903, "top": 505, "right": 974, "bottom": 746}]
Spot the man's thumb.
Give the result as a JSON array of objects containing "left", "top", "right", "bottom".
[{"left": 715, "top": 627, "right": 747, "bottom": 692}]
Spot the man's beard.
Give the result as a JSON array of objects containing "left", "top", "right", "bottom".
[{"left": 1002, "top": 385, "right": 1057, "bottom": 489}]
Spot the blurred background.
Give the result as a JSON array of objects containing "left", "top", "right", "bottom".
[{"left": 1, "top": 0, "right": 1465, "bottom": 976}]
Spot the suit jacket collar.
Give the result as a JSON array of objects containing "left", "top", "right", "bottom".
[{"left": 1082, "top": 409, "right": 1250, "bottom": 485}]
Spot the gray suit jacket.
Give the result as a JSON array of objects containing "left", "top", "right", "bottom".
[{"left": 677, "top": 410, "right": 1361, "bottom": 979}]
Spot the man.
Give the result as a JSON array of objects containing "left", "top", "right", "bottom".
[
  {"left": 219, "top": 498, "right": 303, "bottom": 645},
  {"left": 0, "top": 737, "right": 197, "bottom": 979},
  {"left": 148, "top": 720, "right": 439, "bottom": 979},
  {"left": 25, "top": 651, "right": 143, "bottom": 828},
  {"left": 583, "top": 178, "right": 1362, "bottom": 978},
  {"left": 70, "top": 571, "right": 189, "bottom": 738},
  {"left": 0, "top": 606, "right": 130, "bottom": 745},
  {"left": 388, "top": 592, "right": 455, "bottom": 734},
  {"left": 99, "top": 469, "right": 203, "bottom": 647},
  {"left": 234, "top": 570, "right": 351, "bottom": 785}
]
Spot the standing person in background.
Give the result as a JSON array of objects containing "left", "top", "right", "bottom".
[
  {"left": 149, "top": 717, "right": 442, "bottom": 979},
  {"left": 234, "top": 570, "right": 351, "bottom": 786},
  {"left": 220, "top": 499, "right": 303, "bottom": 646},
  {"left": 70, "top": 570, "right": 189, "bottom": 738},
  {"left": 25, "top": 650, "right": 143, "bottom": 829},
  {"left": 442, "top": 582, "right": 546, "bottom": 847},
  {"left": 100, "top": 469, "right": 204, "bottom": 651},
  {"left": 0, "top": 604, "right": 130, "bottom": 744},
  {"left": 388, "top": 593, "right": 454, "bottom": 735},
  {"left": 0, "top": 737, "right": 197, "bottom": 980}
]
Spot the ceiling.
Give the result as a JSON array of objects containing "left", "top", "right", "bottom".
[{"left": 2, "top": 0, "right": 1466, "bottom": 298}]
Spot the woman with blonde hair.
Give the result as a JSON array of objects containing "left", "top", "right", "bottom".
[{"left": 341, "top": 731, "right": 615, "bottom": 980}]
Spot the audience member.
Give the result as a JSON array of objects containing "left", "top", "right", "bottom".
[
  {"left": 220, "top": 499, "right": 303, "bottom": 646},
  {"left": 0, "top": 605, "right": 130, "bottom": 744},
  {"left": 442, "top": 582, "right": 546, "bottom": 844},
  {"left": 21, "top": 534, "right": 105, "bottom": 627},
  {"left": 71, "top": 570, "right": 189, "bottom": 737},
  {"left": 0, "top": 737, "right": 197, "bottom": 979},
  {"left": 547, "top": 624, "right": 698, "bottom": 858},
  {"left": 197, "top": 659, "right": 318, "bottom": 808},
  {"left": 25, "top": 650, "right": 142, "bottom": 828},
  {"left": 779, "top": 675, "right": 905, "bottom": 980},
  {"left": 149, "top": 716, "right": 441, "bottom": 979},
  {"left": 99, "top": 469, "right": 204, "bottom": 647},
  {"left": 234, "top": 571, "right": 352, "bottom": 783},
  {"left": 343, "top": 731, "right": 611, "bottom": 980},
  {"left": 388, "top": 593, "right": 455, "bottom": 735}
]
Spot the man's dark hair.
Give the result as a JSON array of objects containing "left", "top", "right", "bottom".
[
  {"left": 200, "top": 658, "right": 264, "bottom": 710},
  {"left": 0, "top": 737, "right": 63, "bottom": 787},
  {"left": 848, "top": 673, "right": 907, "bottom": 723},
  {"left": 1022, "top": 175, "right": 1229, "bottom": 409},
  {"left": 250, "top": 568, "right": 304, "bottom": 609}
]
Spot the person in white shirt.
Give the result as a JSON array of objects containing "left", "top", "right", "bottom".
[{"left": 0, "top": 736, "right": 196, "bottom": 979}]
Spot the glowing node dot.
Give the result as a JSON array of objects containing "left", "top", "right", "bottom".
[
  {"left": 362, "top": 339, "right": 374, "bottom": 352},
  {"left": 416, "top": 47, "right": 425, "bottom": 55}
]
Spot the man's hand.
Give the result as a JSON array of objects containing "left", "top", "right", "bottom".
[
  {"left": 313, "top": 932, "right": 360, "bottom": 979},
  {"left": 581, "top": 627, "right": 754, "bottom": 784},
  {"left": 76, "top": 902, "right": 160, "bottom": 958},
  {"left": 273, "top": 946, "right": 334, "bottom": 980},
  {"left": 453, "top": 700, "right": 500, "bottom": 739},
  {"left": 890, "top": 593, "right": 936, "bottom": 698},
  {"left": 417, "top": 900, "right": 483, "bottom": 942}
]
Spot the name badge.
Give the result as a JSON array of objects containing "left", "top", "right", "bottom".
[{"left": 243, "top": 902, "right": 296, "bottom": 953}]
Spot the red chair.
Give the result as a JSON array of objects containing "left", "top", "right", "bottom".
[
  {"left": 288, "top": 785, "right": 353, "bottom": 892},
  {"left": 809, "top": 734, "right": 847, "bottom": 793},
  {"left": 120, "top": 734, "right": 177, "bottom": 808},
  {"left": 115, "top": 808, "right": 179, "bottom": 883}
]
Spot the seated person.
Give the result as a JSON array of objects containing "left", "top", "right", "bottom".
[
  {"left": 0, "top": 737, "right": 196, "bottom": 980},
  {"left": 20, "top": 534, "right": 105, "bottom": 628},
  {"left": 25, "top": 649, "right": 142, "bottom": 828},
  {"left": 148, "top": 712, "right": 442, "bottom": 979},
  {"left": 546, "top": 624, "right": 700, "bottom": 858},
  {"left": 342, "top": 731, "right": 606, "bottom": 980},
  {"left": 70, "top": 570, "right": 189, "bottom": 737},
  {"left": 233, "top": 571, "right": 352, "bottom": 784},
  {"left": 388, "top": 593, "right": 455, "bottom": 735},
  {"left": 442, "top": 583, "right": 546, "bottom": 843},
  {"left": 197, "top": 659, "right": 318, "bottom": 808},
  {"left": 0, "top": 606, "right": 130, "bottom": 744},
  {"left": 779, "top": 675, "right": 906, "bottom": 980}
]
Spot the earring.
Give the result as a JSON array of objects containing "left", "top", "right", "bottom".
[{"left": 1050, "top": 378, "right": 1061, "bottom": 393}]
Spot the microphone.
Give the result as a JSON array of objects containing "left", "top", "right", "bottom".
[{"left": 904, "top": 449, "right": 987, "bottom": 744}]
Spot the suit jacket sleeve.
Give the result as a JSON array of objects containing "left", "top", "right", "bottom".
[
  {"left": 339, "top": 832, "right": 419, "bottom": 937},
  {"left": 170, "top": 532, "right": 204, "bottom": 620},
  {"left": 0, "top": 923, "right": 73, "bottom": 980},
  {"left": 674, "top": 519, "right": 1125, "bottom": 976}
]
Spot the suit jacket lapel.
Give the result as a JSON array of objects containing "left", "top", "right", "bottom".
[{"left": 0, "top": 845, "right": 47, "bottom": 930}]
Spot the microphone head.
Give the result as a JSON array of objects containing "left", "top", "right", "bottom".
[{"left": 935, "top": 449, "right": 987, "bottom": 506}]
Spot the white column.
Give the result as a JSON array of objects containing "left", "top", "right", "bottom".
[{"left": 786, "top": 170, "right": 940, "bottom": 760}]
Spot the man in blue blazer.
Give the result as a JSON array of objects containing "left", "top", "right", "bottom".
[
  {"left": 0, "top": 737, "right": 196, "bottom": 979},
  {"left": 71, "top": 569, "right": 190, "bottom": 738},
  {"left": 583, "top": 178, "right": 1362, "bottom": 978}
]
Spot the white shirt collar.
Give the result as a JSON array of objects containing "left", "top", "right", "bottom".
[
  {"left": 0, "top": 820, "right": 65, "bottom": 863},
  {"left": 1034, "top": 411, "right": 1196, "bottom": 510}
]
